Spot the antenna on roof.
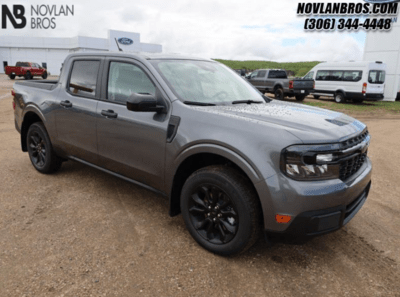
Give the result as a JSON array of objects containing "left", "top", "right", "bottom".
[{"left": 115, "top": 38, "right": 123, "bottom": 52}]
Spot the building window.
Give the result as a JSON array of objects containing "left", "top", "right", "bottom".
[
  {"left": 3, "top": 61, "right": 8, "bottom": 71},
  {"left": 42, "top": 63, "right": 47, "bottom": 69}
]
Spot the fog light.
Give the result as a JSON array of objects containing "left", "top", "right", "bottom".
[{"left": 275, "top": 214, "right": 292, "bottom": 224}]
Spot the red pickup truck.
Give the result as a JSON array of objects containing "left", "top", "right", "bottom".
[{"left": 5, "top": 62, "right": 48, "bottom": 80}]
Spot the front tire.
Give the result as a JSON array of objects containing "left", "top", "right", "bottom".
[
  {"left": 9, "top": 74, "right": 15, "bottom": 80},
  {"left": 27, "top": 122, "right": 62, "bottom": 174},
  {"left": 42, "top": 72, "right": 48, "bottom": 79},
  {"left": 334, "top": 92, "right": 345, "bottom": 103},
  {"left": 181, "top": 165, "right": 261, "bottom": 256}
]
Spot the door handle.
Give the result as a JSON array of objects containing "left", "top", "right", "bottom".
[
  {"left": 60, "top": 100, "right": 72, "bottom": 108},
  {"left": 101, "top": 109, "right": 118, "bottom": 118}
]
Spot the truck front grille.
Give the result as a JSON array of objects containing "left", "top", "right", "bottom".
[{"left": 339, "top": 153, "right": 367, "bottom": 181}]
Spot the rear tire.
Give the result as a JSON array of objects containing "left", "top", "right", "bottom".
[
  {"left": 274, "top": 88, "right": 284, "bottom": 100},
  {"left": 9, "top": 74, "right": 15, "bottom": 80},
  {"left": 295, "top": 95, "right": 306, "bottom": 101},
  {"left": 181, "top": 165, "right": 261, "bottom": 256},
  {"left": 334, "top": 92, "right": 345, "bottom": 103},
  {"left": 313, "top": 95, "right": 320, "bottom": 99},
  {"left": 42, "top": 72, "right": 48, "bottom": 79},
  {"left": 24, "top": 71, "right": 32, "bottom": 80},
  {"left": 27, "top": 122, "right": 63, "bottom": 174}
]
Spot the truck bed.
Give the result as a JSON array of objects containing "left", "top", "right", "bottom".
[{"left": 14, "top": 80, "right": 59, "bottom": 91}]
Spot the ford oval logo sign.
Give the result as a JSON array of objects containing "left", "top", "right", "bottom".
[{"left": 118, "top": 37, "right": 133, "bottom": 45}]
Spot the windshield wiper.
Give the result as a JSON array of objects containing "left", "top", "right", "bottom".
[
  {"left": 232, "top": 100, "right": 264, "bottom": 105},
  {"left": 183, "top": 101, "right": 216, "bottom": 106}
]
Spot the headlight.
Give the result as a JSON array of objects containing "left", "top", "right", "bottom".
[{"left": 281, "top": 144, "right": 340, "bottom": 181}]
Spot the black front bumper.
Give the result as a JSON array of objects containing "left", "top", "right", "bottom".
[{"left": 267, "top": 182, "right": 371, "bottom": 238}]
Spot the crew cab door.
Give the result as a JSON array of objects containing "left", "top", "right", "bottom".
[
  {"left": 55, "top": 58, "right": 104, "bottom": 164},
  {"left": 96, "top": 58, "right": 170, "bottom": 190}
]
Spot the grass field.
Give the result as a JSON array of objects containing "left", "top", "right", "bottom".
[{"left": 214, "top": 59, "right": 320, "bottom": 77}]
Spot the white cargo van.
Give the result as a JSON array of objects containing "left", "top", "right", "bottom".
[{"left": 304, "top": 61, "right": 386, "bottom": 103}]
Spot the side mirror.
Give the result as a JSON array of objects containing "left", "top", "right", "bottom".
[{"left": 126, "top": 93, "right": 165, "bottom": 113}]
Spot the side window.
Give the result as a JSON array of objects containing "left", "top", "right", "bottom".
[
  {"left": 107, "top": 62, "right": 156, "bottom": 103},
  {"left": 257, "top": 70, "right": 266, "bottom": 78},
  {"left": 304, "top": 71, "right": 314, "bottom": 79},
  {"left": 343, "top": 71, "right": 362, "bottom": 82},
  {"left": 331, "top": 71, "right": 343, "bottom": 81},
  {"left": 316, "top": 70, "right": 329, "bottom": 81},
  {"left": 268, "top": 71, "right": 276, "bottom": 78},
  {"left": 250, "top": 71, "right": 258, "bottom": 79},
  {"left": 68, "top": 60, "right": 100, "bottom": 97},
  {"left": 276, "top": 71, "right": 287, "bottom": 79}
]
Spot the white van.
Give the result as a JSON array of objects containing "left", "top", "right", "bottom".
[{"left": 304, "top": 61, "right": 386, "bottom": 103}]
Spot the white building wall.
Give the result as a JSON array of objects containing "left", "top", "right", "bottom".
[
  {"left": 0, "top": 30, "right": 162, "bottom": 76},
  {"left": 363, "top": 21, "right": 400, "bottom": 101}
]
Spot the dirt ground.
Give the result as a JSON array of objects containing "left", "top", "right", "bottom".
[{"left": 1, "top": 74, "right": 400, "bottom": 297}]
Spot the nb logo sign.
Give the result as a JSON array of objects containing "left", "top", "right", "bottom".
[{"left": 1, "top": 5, "right": 26, "bottom": 29}]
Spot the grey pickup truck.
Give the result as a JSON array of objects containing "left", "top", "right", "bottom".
[
  {"left": 247, "top": 69, "right": 314, "bottom": 101},
  {"left": 12, "top": 53, "right": 371, "bottom": 255}
]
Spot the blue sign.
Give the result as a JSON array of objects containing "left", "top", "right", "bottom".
[{"left": 118, "top": 37, "right": 133, "bottom": 45}]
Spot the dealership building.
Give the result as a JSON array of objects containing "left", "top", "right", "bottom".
[
  {"left": 0, "top": 29, "right": 162, "bottom": 76},
  {"left": 363, "top": 20, "right": 400, "bottom": 101}
]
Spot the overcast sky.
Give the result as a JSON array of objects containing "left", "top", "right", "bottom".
[{"left": 0, "top": 0, "right": 377, "bottom": 62}]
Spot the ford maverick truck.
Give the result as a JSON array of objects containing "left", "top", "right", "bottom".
[{"left": 12, "top": 53, "right": 372, "bottom": 255}]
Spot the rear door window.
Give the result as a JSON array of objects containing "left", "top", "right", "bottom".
[
  {"left": 275, "top": 71, "right": 287, "bottom": 79},
  {"left": 368, "top": 70, "right": 385, "bottom": 84},
  {"left": 68, "top": 60, "right": 100, "bottom": 97}
]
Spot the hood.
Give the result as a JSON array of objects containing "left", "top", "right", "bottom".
[{"left": 190, "top": 100, "right": 366, "bottom": 143}]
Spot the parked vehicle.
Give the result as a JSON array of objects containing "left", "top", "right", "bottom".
[
  {"left": 305, "top": 61, "right": 386, "bottom": 103},
  {"left": 12, "top": 53, "right": 372, "bottom": 255},
  {"left": 247, "top": 69, "right": 314, "bottom": 101},
  {"left": 5, "top": 62, "right": 48, "bottom": 80}
]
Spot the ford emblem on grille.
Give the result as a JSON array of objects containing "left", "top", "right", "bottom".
[{"left": 118, "top": 37, "right": 133, "bottom": 45}]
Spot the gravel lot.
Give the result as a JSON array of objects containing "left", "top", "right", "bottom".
[{"left": 1, "top": 74, "right": 400, "bottom": 296}]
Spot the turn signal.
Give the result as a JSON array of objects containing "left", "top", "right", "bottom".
[
  {"left": 275, "top": 214, "right": 292, "bottom": 224},
  {"left": 11, "top": 89, "right": 15, "bottom": 97}
]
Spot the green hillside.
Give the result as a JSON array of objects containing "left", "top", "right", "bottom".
[{"left": 214, "top": 59, "right": 321, "bottom": 77}]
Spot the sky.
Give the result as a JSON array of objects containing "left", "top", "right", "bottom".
[{"left": 0, "top": 0, "right": 382, "bottom": 62}]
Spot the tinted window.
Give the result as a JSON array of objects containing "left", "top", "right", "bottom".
[
  {"left": 16, "top": 62, "right": 30, "bottom": 67},
  {"left": 68, "top": 60, "right": 100, "bottom": 97},
  {"left": 107, "top": 62, "right": 156, "bottom": 103},
  {"left": 331, "top": 71, "right": 343, "bottom": 81},
  {"left": 267, "top": 71, "right": 276, "bottom": 78},
  {"left": 316, "top": 70, "right": 330, "bottom": 80},
  {"left": 368, "top": 70, "right": 385, "bottom": 84},
  {"left": 276, "top": 71, "right": 287, "bottom": 79},
  {"left": 257, "top": 70, "right": 266, "bottom": 78},
  {"left": 343, "top": 71, "right": 362, "bottom": 82},
  {"left": 304, "top": 71, "right": 314, "bottom": 79}
]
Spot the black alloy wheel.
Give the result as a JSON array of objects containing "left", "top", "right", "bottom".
[
  {"left": 28, "top": 130, "right": 47, "bottom": 169},
  {"left": 181, "top": 165, "right": 261, "bottom": 256},
  {"left": 188, "top": 184, "right": 238, "bottom": 245},
  {"left": 27, "top": 122, "right": 63, "bottom": 173}
]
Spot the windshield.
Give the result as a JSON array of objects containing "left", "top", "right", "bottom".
[
  {"left": 150, "top": 60, "right": 264, "bottom": 104},
  {"left": 369, "top": 70, "right": 385, "bottom": 84}
]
